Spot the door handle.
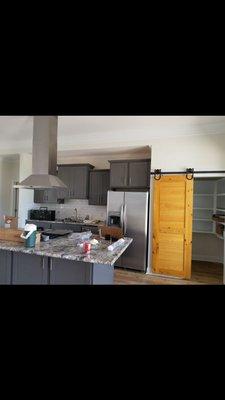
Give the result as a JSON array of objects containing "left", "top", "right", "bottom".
[
  {"left": 123, "top": 204, "right": 127, "bottom": 235},
  {"left": 120, "top": 205, "right": 124, "bottom": 231}
]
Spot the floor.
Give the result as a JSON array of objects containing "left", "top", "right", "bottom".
[{"left": 114, "top": 261, "right": 224, "bottom": 285}]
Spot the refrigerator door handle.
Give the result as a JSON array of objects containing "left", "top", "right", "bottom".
[
  {"left": 123, "top": 203, "right": 127, "bottom": 235},
  {"left": 120, "top": 204, "right": 124, "bottom": 231}
]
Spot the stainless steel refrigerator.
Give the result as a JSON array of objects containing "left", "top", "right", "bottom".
[{"left": 106, "top": 191, "right": 149, "bottom": 272}]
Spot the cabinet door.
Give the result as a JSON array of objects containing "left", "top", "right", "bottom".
[
  {"left": 65, "top": 224, "right": 82, "bottom": 232},
  {"left": 110, "top": 162, "right": 128, "bottom": 188},
  {"left": 89, "top": 171, "right": 101, "bottom": 205},
  {"left": 81, "top": 225, "right": 99, "bottom": 234},
  {"left": 128, "top": 161, "right": 150, "bottom": 188},
  {"left": 89, "top": 170, "right": 110, "bottom": 205},
  {"left": 12, "top": 254, "right": 48, "bottom": 284},
  {"left": 58, "top": 166, "right": 70, "bottom": 197},
  {"left": 34, "top": 189, "right": 57, "bottom": 204},
  {"left": 71, "top": 166, "right": 89, "bottom": 199},
  {"left": 0, "top": 250, "right": 12, "bottom": 284},
  {"left": 34, "top": 190, "right": 45, "bottom": 203},
  {"left": 101, "top": 170, "right": 110, "bottom": 205},
  {"left": 50, "top": 259, "right": 92, "bottom": 285},
  {"left": 51, "top": 223, "right": 81, "bottom": 232},
  {"left": 44, "top": 189, "right": 58, "bottom": 203},
  {"left": 58, "top": 165, "right": 90, "bottom": 199}
]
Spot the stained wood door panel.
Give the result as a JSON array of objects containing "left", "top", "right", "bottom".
[
  {"left": 158, "top": 235, "right": 185, "bottom": 274},
  {"left": 153, "top": 175, "right": 193, "bottom": 279}
]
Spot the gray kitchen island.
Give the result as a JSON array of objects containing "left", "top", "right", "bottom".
[{"left": 0, "top": 236, "right": 132, "bottom": 285}]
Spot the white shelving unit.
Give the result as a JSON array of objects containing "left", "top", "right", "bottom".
[
  {"left": 216, "top": 179, "right": 225, "bottom": 219},
  {"left": 193, "top": 178, "right": 225, "bottom": 236},
  {"left": 193, "top": 180, "right": 215, "bottom": 234}
]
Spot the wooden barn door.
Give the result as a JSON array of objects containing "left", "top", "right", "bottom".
[{"left": 152, "top": 175, "right": 193, "bottom": 279}]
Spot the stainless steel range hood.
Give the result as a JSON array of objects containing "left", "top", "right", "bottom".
[{"left": 17, "top": 116, "right": 67, "bottom": 189}]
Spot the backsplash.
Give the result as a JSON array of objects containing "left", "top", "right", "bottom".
[{"left": 32, "top": 199, "right": 107, "bottom": 222}]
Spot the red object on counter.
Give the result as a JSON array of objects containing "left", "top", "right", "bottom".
[{"left": 83, "top": 242, "right": 91, "bottom": 253}]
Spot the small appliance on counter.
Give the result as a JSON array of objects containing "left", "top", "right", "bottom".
[
  {"left": 20, "top": 224, "right": 37, "bottom": 248},
  {"left": 29, "top": 207, "right": 56, "bottom": 221}
]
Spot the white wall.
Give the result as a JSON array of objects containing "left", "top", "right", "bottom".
[
  {"left": 150, "top": 133, "right": 225, "bottom": 172},
  {"left": 0, "top": 156, "right": 19, "bottom": 227},
  {"left": 58, "top": 149, "right": 151, "bottom": 168},
  {"left": 18, "top": 153, "right": 35, "bottom": 228}
]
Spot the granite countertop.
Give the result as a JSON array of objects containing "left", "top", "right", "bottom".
[
  {"left": 27, "top": 219, "right": 105, "bottom": 227},
  {"left": 0, "top": 236, "right": 133, "bottom": 266}
]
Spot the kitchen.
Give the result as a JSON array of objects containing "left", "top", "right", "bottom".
[
  {"left": 0, "top": 116, "right": 151, "bottom": 284},
  {"left": 1, "top": 116, "right": 225, "bottom": 285}
]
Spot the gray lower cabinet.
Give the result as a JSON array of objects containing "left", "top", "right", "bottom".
[
  {"left": 81, "top": 225, "right": 99, "bottom": 234},
  {"left": 92, "top": 264, "right": 114, "bottom": 285},
  {"left": 12, "top": 253, "right": 48, "bottom": 285},
  {"left": 49, "top": 259, "right": 92, "bottom": 285},
  {"left": 0, "top": 250, "right": 12, "bottom": 284},
  {"left": 0, "top": 250, "right": 114, "bottom": 285},
  {"left": 51, "top": 223, "right": 82, "bottom": 232},
  {"left": 89, "top": 170, "right": 110, "bottom": 205}
]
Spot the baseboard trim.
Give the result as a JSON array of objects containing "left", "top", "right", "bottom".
[{"left": 192, "top": 254, "right": 223, "bottom": 264}]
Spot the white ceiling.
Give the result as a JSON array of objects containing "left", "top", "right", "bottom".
[{"left": 0, "top": 115, "right": 225, "bottom": 155}]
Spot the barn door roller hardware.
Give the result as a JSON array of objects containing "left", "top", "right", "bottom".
[
  {"left": 186, "top": 168, "right": 194, "bottom": 180},
  {"left": 152, "top": 168, "right": 225, "bottom": 180},
  {"left": 153, "top": 169, "right": 162, "bottom": 180}
]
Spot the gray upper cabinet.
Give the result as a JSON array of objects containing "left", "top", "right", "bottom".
[
  {"left": 110, "top": 162, "right": 128, "bottom": 188},
  {"left": 89, "top": 170, "right": 110, "bottom": 205},
  {"left": 128, "top": 160, "right": 150, "bottom": 188},
  {"left": 34, "top": 189, "right": 58, "bottom": 204},
  {"left": 58, "top": 164, "right": 94, "bottom": 199},
  {"left": 109, "top": 159, "right": 150, "bottom": 189}
]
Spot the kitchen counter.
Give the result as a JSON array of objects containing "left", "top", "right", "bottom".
[
  {"left": 27, "top": 219, "right": 105, "bottom": 227},
  {"left": 0, "top": 236, "right": 132, "bottom": 266},
  {"left": 0, "top": 236, "right": 132, "bottom": 285}
]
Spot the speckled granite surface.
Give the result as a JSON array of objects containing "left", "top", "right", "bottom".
[
  {"left": 27, "top": 219, "right": 104, "bottom": 227},
  {"left": 0, "top": 236, "right": 133, "bottom": 266}
]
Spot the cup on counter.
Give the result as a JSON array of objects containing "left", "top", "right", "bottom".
[{"left": 83, "top": 242, "right": 91, "bottom": 253}]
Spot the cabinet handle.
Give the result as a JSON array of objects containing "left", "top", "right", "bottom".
[
  {"left": 129, "top": 177, "right": 132, "bottom": 185},
  {"left": 50, "top": 259, "right": 53, "bottom": 271},
  {"left": 42, "top": 257, "right": 45, "bottom": 270}
]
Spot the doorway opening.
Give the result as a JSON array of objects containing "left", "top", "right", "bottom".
[{"left": 192, "top": 177, "right": 224, "bottom": 284}]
